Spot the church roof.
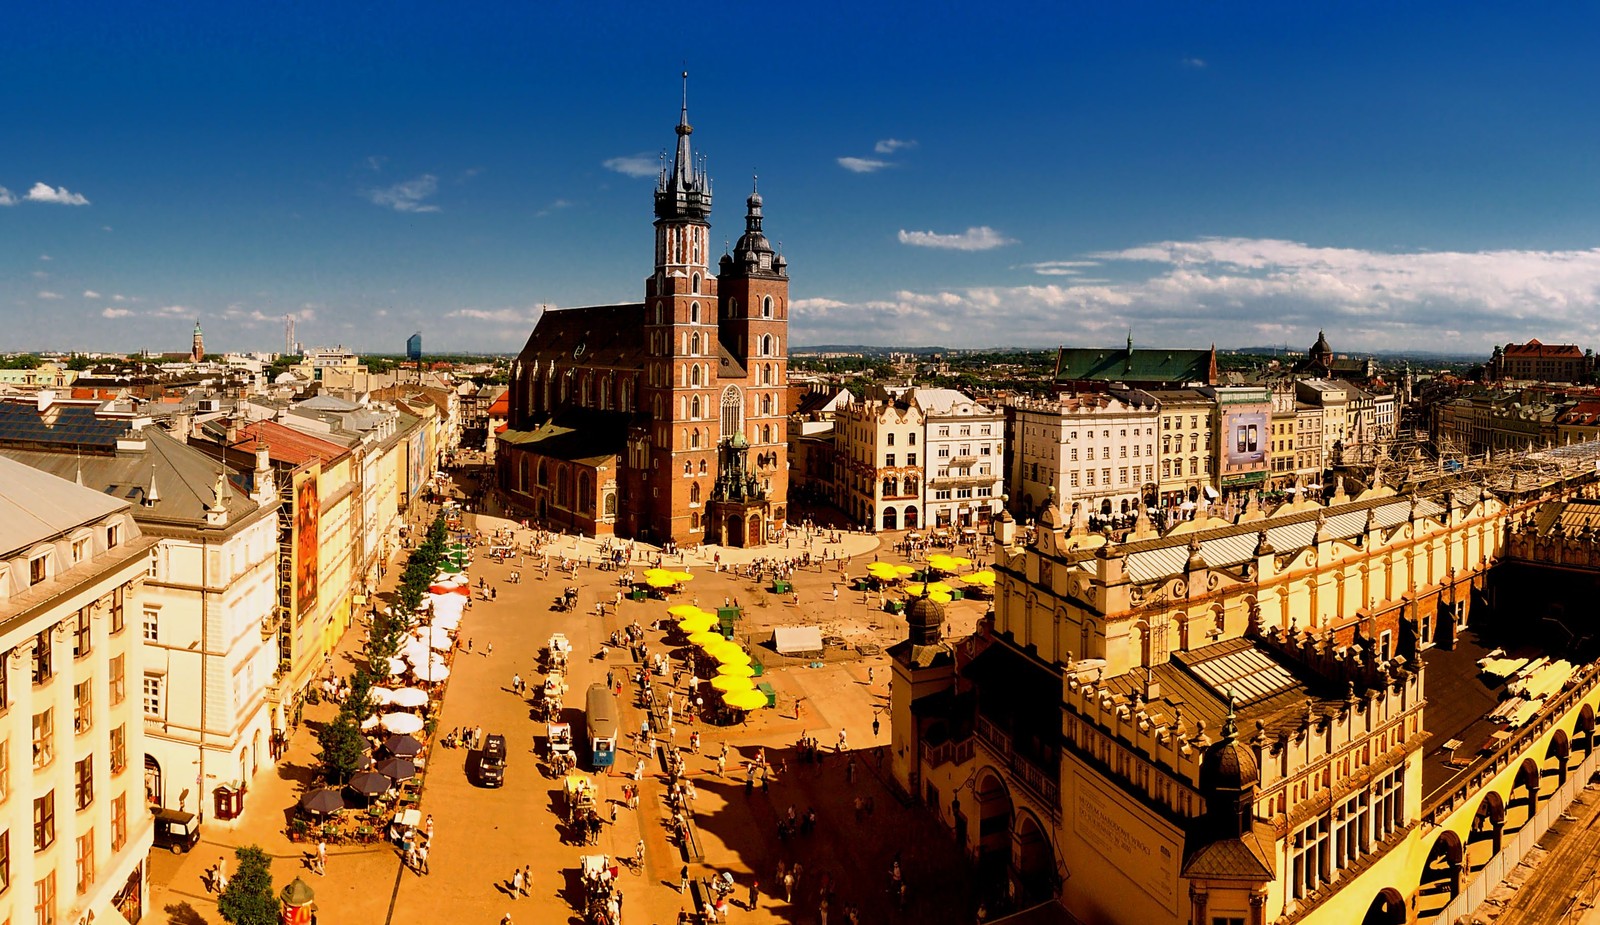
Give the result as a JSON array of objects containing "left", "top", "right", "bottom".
[
  {"left": 498, "top": 408, "right": 630, "bottom": 466},
  {"left": 1053, "top": 346, "right": 1217, "bottom": 387},
  {"left": 514, "top": 304, "right": 647, "bottom": 372},
  {"left": 1503, "top": 339, "right": 1585, "bottom": 359},
  {"left": 1182, "top": 828, "right": 1276, "bottom": 880}
]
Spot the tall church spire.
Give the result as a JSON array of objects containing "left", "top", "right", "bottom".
[{"left": 655, "top": 71, "right": 712, "bottom": 221}]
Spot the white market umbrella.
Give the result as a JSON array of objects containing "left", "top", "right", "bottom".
[
  {"left": 414, "top": 660, "right": 450, "bottom": 683},
  {"left": 368, "top": 687, "right": 395, "bottom": 706},
  {"left": 430, "top": 612, "right": 462, "bottom": 631},
  {"left": 390, "top": 688, "right": 430, "bottom": 709},
  {"left": 384, "top": 657, "right": 408, "bottom": 677},
  {"left": 401, "top": 642, "right": 432, "bottom": 665},
  {"left": 380, "top": 712, "right": 425, "bottom": 735},
  {"left": 360, "top": 715, "right": 382, "bottom": 731}
]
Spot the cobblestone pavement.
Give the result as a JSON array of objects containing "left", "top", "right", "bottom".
[{"left": 148, "top": 468, "right": 985, "bottom": 924}]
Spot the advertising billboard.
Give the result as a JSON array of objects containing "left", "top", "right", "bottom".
[
  {"left": 292, "top": 464, "right": 321, "bottom": 624},
  {"left": 1224, "top": 411, "right": 1268, "bottom": 467}
]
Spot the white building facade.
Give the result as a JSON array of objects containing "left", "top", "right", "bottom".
[
  {"left": 0, "top": 457, "right": 157, "bottom": 925},
  {"left": 917, "top": 389, "right": 1004, "bottom": 532},
  {"left": 1008, "top": 392, "right": 1161, "bottom": 524}
]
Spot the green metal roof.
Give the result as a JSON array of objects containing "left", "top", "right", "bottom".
[{"left": 1054, "top": 346, "right": 1216, "bottom": 386}]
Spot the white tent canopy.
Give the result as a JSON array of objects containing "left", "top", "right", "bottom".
[
  {"left": 389, "top": 688, "right": 429, "bottom": 709},
  {"left": 381, "top": 712, "right": 425, "bottom": 734},
  {"left": 773, "top": 625, "right": 823, "bottom": 657}
]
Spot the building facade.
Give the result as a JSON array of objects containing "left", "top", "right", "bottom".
[
  {"left": 0, "top": 456, "right": 157, "bottom": 925},
  {"left": 835, "top": 394, "right": 926, "bottom": 532},
  {"left": 501, "top": 88, "right": 790, "bottom": 546},
  {"left": 917, "top": 389, "right": 1004, "bottom": 532},
  {"left": 1486, "top": 339, "right": 1595, "bottom": 383}
]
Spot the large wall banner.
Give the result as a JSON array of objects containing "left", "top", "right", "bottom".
[{"left": 292, "top": 464, "right": 321, "bottom": 624}]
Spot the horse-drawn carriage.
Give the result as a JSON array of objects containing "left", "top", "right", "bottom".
[
  {"left": 554, "top": 585, "right": 580, "bottom": 612},
  {"left": 541, "top": 633, "right": 572, "bottom": 673}
]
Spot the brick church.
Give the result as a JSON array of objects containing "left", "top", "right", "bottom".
[{"left": 498, "top": 83, "right": 790, "bottom": 546}]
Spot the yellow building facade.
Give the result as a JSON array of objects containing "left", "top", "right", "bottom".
[{"left": 896, "top": 478, "right": 1600, "bottom": 925}]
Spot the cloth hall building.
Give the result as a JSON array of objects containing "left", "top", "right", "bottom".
[{"left": 499, "top": 89, "right": 790, "bottom": 546}]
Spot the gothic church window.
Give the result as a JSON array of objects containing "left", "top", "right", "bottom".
[
  {"left": 691, "top": 395, "right": 702, "bottom": 418},
  {"left": 721, "top": 386, "right": 743, "bottom": 438},
  {"left": 691, "top": 332, "right": 700, "bottom": 355},
  {"left": 690, "top": 483, "right": 702, "bottom": 503},
  {"left": 762, "top": 296, "right": 773, "bottom": 318},
  {"left": 692, "top": 273, "right": 701, "bottom": 294},
  {"left": 691, "top": 301, "right": 701, "bottom": 324}
]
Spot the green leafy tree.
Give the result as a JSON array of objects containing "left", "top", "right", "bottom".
[
  {"left": 218, "top": 845, "right": 279, "bottom": 925},
  {"left": 316, "top": 714, "right": 367, "bottom": 784},
  {"left": 66, "top": 355, "right": 96, "bottom": 371}
]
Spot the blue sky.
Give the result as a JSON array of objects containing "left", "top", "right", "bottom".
[{"left": 6, "top": 3, "right": 1600, "bottom": 355}]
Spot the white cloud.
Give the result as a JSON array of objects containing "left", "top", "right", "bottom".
[
  {"left": 603, "top": 154, "right": 659, "bottom": 178},
  {"left": 446, "top": 307, "right": 543, "bottom": 324},
  {"left": 1181, "top": 57, "right": 1207, "bottom": 69},
  {"left": 874, "top": 138, "right": 917, "bottom": 155},
  {"left": 26, "top": 182, "right": 90, "bottom": 205},
  {"left": 363, "top": 154, "right": 387, "bottom": 171},
  {"left": 1018, "top": 260, "right": 1101, "bottom": 276},
  {"left": 83, "top": 290, "right": 101, "bottom": 299},
  {"left": 100, "top": 307, "right": 133, "bottom": 319},
  {"left": 535, "top": 198, "right": 572, "bottom": 218},
  {"left": 38, "top": 254, "right": 51, "bottom": 261},
  {"left": 37, "top": 291, "right": 62, "bottom": 300},
  {"left": 789, "top": 236, "right": 1600, "bottom": 352},
  {"left": 151, "top": 304, "right": 190, "bottom": 318},
  {"left": 111, "top": 293, "right": 129, "bottom": 302},
  {"left": 898, "top": 226, "right": 1017, "bottom": 251},
  {"left": 791, "top": 297, "right": 850, "bottom": 313},
  {"left": 365, "top": 174, "right": 441, "bottom": 213},
  {"left": 0, "top": 187, "right": 15, "bottom": 206},
  {"left": 838, "top": 157, "right": 891, "bottom": 174}
]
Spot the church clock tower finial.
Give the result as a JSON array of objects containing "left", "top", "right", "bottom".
[{"left": 656, "top": 70, "right": 711, "bottom": 222}]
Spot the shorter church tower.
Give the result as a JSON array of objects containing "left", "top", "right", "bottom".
[{"left": 191, "top": 320, "right": 205, "bottom": 363}]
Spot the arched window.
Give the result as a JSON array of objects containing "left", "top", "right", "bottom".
[
  {"left": 692, "top": 272, "right": 701, "bottom": 294},
  {"left": 761, "top": 394, "right": 773, "bottom": 416},
  {"left": 763, "top": 424, "right": 773, "bottom": 444},
  {"left": 599, "top": 378, "right": 611, "bottom": 409},
  {"left": 690, "top": 332, "right": 700, "bottom": 355},
  {"left": 537, "top": 461, "right": 548, "bottom": 486},
  {"left": 604, "top": 493, "right": 617, "bottom": 516},
  {"left": 557, "top": 468, "right": 570, "bottom": 508},
  {"left": 761, "top": 334, "right": 773, "bottom": 357},
  {"left": 691, "top": 429, "right": 701, "bottom": 449},
  {"left": 721, "top": 386, "right": 743, "bottom": 439},
  {"left": 684, "top": 461, "right": 693, "bottom": 476},
  {"left": 690, "top": 482, "right": 702, "bottom": 503},
  {"left": 691, "top": 365, "right": 702, "bottom": 387},
  {"left": 690, "top": 301, "right": 701, "bottom": 324},
  {"left": 578, "top": 472, "right": 594, "bottom": 510},
  {"left": 762, "top": 296, "right": 773, "bottom": 318},
  {"left": 655, "top": 303, "right": 664, "bottom": 325},
  {"left": 698, "top": 459, "right": 708, "bottom": 475},
  {"left": 730, "top": 298, "right": 739, "bottom": 317},
  {"left": 691, "top": 394, "right": 702, "bottom": 419}
]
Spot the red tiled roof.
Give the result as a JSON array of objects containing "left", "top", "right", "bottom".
[
  {"left": 235, "top": 419, "right": 350, "bottom": 466},
  {"left": 1504, "top": 340, "right": 1584, "bottom": 358},
  {"left": 488, "top": 393, "right": 510, "bottom": 415}
]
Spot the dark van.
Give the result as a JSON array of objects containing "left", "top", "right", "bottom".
[
  {"left": 151, "top": 807, "right": 201, "bottom": 853},
  {"left": 477, "top": 733, "right": 507, "bottom": 787}
]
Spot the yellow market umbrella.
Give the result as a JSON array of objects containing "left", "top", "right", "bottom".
[
  {"left": 867, "top": 561, "right": 898, "bottom": 574},
  {"left": 677, "top": 615, "right": 717, "bottom": 633},
  {"left": 964, "top": 570, "right": 996, "bottom": 587},
  {"left": 927, "top": 554, "right": 961, "bottom": 572},
  {"left": 711, "top": 646, "right": 752, "bottom": 667},
  {"left": 668, "top": 604, "right": 704, "bottom": 618},
  {"left": 711, "top": 675, "right": 756, "bottom": 692},
  {"left": 925, "top": 581, "right": 955, "bottom": 594},
  {"left": 928, "top": 591, "right": 953, "bottom": 604},
  {"left": 893, "top": 564, "right": 915, "bottom": 575},
  {"left": 669, "top": 571, "right": 695, "bottom": 583},
  {"left": 689, "top": 631, "right": 726, "bottom": 647},
  {"left": 724, "top": 688, "right": 768, "bottom": 711},
  {"left": 646, "top": 574, "right": 677, "bottom": 588},
  {"left": 904, "top": 582, "right": 930, "bottom": 596},
  {"left": 716, "top": 663, "right": 756, "bottom": 678}
]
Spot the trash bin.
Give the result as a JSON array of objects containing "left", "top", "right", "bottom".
[
  {"left": 771, "top": 580, "right": 792, "bottom": 594},
  {"left": 750, "top": 659, "right": 764, "bottom": 678},
  {"left": 951, "top": 589, "right": 964, "bottom": 600},
  {"left": 631, "top": 589, "right": 646, "bottom": 602},
  {"left": 757, "top": 682, "right": 776, "bottom": 708}
]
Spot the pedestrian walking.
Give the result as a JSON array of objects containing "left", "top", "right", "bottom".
[
  {"left": 316, "top": 840, "right": 327, "bottom": 876},
  {"left": 680, "top": 864, "right": 690, "bottom": 893},
  {"left": 511, "top": 868, "right": 524, "bottom": 897},
  {"left": 520, "top": 866, "right": 531, "bottom": 896},
  {"left": 487, "top": 642, "right": 494, "bottom": 657},
  {"left": 417, "top": 842, "right": 430, "bottom": 874},
  {"left": 748, "top": 879, "right": 759, "bottom": 910}
]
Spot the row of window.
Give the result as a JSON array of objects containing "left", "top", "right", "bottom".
[
  {"left": 0, "top": 796, "right": 127, "bottom": 914},
  {"left": 934, "top": 424, "right": 992, "bottom": 437},
  {"left": 1288, "top": 766, "right": 1405, "bottom": 900}
]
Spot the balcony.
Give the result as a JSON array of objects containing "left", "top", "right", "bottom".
[
  {"left": 925, "top": 736, "right": 974, "bottom": 769},
  {"left": 975, "top": 713, "right": 1061, "bottom": 813}
]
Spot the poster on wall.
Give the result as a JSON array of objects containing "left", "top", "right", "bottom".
[
  {"left": 1224, "top": 410, "right": 1268, "bottom": 466},
  {"left": 292, "top": 464, "right": 321, "bottom": 624}
]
